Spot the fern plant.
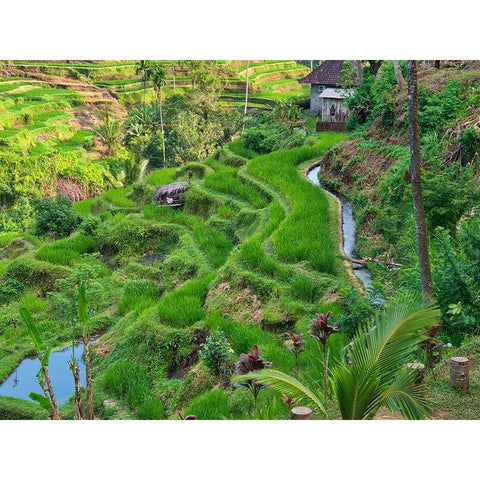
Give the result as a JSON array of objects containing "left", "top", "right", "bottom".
[{"left": 236, "top": 295, "right": 440, "bottom": 420}]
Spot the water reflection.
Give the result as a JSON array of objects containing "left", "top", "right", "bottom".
[{"left": 0, "top": 343, "right": 86, "bottom": 407}]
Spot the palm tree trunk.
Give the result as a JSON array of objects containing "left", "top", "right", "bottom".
[
  {"left": 172, "top": 61, "right": 176, "bottom": 93},
  {"left": 407, "top": 60, "right": 433, "bottom": 301},
  {"left": 243, "top": 60, "right": 250, "bottom": 133},
  {"left": 354, "top": 60, "right": 363, "bottom": 86},
  {"left": 393, "top": 61, "right": 406, "bottom": 88},
  {"left": 158, "top": 88, "right": 166, "bottom": 168}
]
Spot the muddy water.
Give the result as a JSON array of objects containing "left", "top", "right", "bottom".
[
  {"left": 307, "top": 165, "right": 373, "bottom": 289},
  {"left": 0, "top": 343, "right": 86, "bottom": 407}
]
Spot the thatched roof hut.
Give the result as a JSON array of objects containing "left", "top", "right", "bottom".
[{"left": 152, "top": 181, "right": 188, "bottom": 205}]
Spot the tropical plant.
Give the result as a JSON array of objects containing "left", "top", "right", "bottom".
[
  {"left": 237, "top": 296, "right": 440, "bottom": 420},
  {"left": 146, "top": 62, "right": 167, "bottom": 167},
  {"left": 19, "top": 308, "right": 60, "bottom": 419},
  {"left": 199, "top": 329, "right": 231, "bottom": 376},
  {"left": 308, "top": 311, "right": 339, "bottom": 401},
  {"left": 75, "top": 281, "right": 94, "bottom": 419},
  {"left": 135, "top": 60, "right": 151, "bottom": 104},
  {"left": 284, "top": 332, "right": 305, "bottom": 379},
  {"left": 32, "top": 194, "right": 83, "bottom": 240},
  {"left": 232, "top": 345, "right": 272, "bottom": 419},
  {"left": 93, "top": 108, "right": 122, "bottom": 156}
]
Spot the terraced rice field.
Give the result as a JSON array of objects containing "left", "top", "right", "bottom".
[{"left": 0, "top": 132, "right": 350, "bottom": 420}]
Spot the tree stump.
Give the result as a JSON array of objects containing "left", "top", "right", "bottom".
[
  {"left": 450, "top": 357, "right": 469, "bottom": 391},
  {"left": 406, "top": 362, "right": 426, "bottom": 385},
  {"left": 290, "top": 406, "right": 313, "bottom": 420}
]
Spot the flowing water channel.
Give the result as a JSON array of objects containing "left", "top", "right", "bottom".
[
  {"left": 307, "top": 165, "right": 373, "bottom": 289},
  {"left": 0, "top": 342, "right": 86, "bottom": 407}
]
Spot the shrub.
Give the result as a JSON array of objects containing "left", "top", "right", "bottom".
[
  {"left": 335, "top": 286, "right": 375, "bottom": 338},
  {"left": 199, "top": 330, "right": 231, "bottom": 375},
  {"left": 100, "top": 217, "right": 179, "bottom": 259},
  {"left": 32, "top": 194, "right": 83, "bottom": 239},
  {"left": 4, "top": 256, "right": 70, "bottom": 295}
]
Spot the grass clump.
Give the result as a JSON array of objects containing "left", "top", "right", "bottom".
[
  {"left": 291, "top": 273, "right": 315, "bottom": 302},
  {"left": 146, "top": 168, "right": 177, "bottom": 186},
  {"left": 183, "top": 389, "right": 231, "bottom": 420},
  {"left": 157, "top": 275, "right": 214, "bottom": 328},
  {"left": 102, "top": 360, "right": 164, "bottom": 419},
  {"left": 105, "top": 186, "right": 136, "bottom": 208},
  {"left": 117, "top": 279, "right": 161, "bottom": 316},
  {"left": 193, "top": 226, "right": 233, "bottom": 268}
]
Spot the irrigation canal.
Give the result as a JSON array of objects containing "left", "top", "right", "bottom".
[{"left": 307, "top": 165, "right": 373, "bottom": 290}]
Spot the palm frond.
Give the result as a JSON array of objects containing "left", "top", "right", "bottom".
[
  {"left": 233, "top": 369, "right": 327, "bottom": 417},
  {"left": 369, "top": 368, "right": 431, "bottom": 420},
  {"left": 332, "top": 295, "right": 440, "bottom": 420},
  {"left": 332, "top": 362, "right": 380, "bottom": 420}
]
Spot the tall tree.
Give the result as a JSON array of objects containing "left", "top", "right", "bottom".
[
  {"left": 243, "top": 60, "right": 250, "bottom": 132},
  {"left": 393, "top": 60, "right": 406, "bottom": 88},
  {"left": 407, "top": 60, "right": 434, "bottom": 301},
  {"left": 147, "top": 62, "right": 167, "bottom": 167},
  {"left": 354, "top": 60, "right": 363, "bottom": 86},
  {"left": 135, "top": 60, "right": 151, "bottom": 105}
]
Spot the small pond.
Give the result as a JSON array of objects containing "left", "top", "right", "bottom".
[
  {"left": 307, "top": 165, "right": 373, "bottom": 289},
  {"left": 0, "top": 343, "right": 86, "bottom": 407}
]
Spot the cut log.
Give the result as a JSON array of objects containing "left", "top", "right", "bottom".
[
  {"left": 291, "top": 406, "right": 313, "bottom": 420},
  {"left": 450, "top": 356, "right": 469, "bottom": 391}
]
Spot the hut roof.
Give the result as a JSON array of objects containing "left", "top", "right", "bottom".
[
  {"left": 318, "top": 87, "right": 354, "bottom": 99},
  {"left": 299, "top": 60, "right": 356, "bottom": 86},
  {"left": 152, "top": 181, "right": 188, "bottom": 203},
  {"left": 154, "top": 181, "right": 188, "bottom": 195}
]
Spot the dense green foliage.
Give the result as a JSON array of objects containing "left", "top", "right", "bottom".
[{"left": 1, "top": 60, "right": 479, "bottom": 421}]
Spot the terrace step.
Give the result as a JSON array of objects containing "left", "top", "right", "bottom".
[{"left": 4, "top": 66, "right": 126, "bottom": 116}]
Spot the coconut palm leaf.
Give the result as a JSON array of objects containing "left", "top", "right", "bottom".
[
  {"left": 369, "top": 368, "right": 431, "bottom": 420},
  {"left": 234, "top": 369, "right": 327, "bottom": 417},
  {"left": 331, "top": 362, "right": 381, "bottom": 420},
  {"left": 332, "top": 295, "right": 440, "bottom": 420}
]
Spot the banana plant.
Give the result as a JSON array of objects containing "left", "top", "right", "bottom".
[
  {"left": 76, "top": 281, "right": 94, "bottom": 420},
  {"left": 236, "top": 295, "right": 440, "bottom": 420},
  {"left": 20, "top": 308, "right": 60, "bottom": 420}
]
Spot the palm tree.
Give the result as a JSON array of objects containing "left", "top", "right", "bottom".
[
  {"left": 147, "top": 62, "right": 167, "bottom": 167},
  {"left": 236, "top": 295, "right": 440, "bottom": 420},
  {"left": 135, "top": 60, "right": 151, "bottom": 105},
  {"left": 407, "top": 60, "right": 433, "bottom": 300}
]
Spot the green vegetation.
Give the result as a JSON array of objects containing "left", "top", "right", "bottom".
[{"left": 1, "top": 60, "right": 479, "bottom": 422}]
